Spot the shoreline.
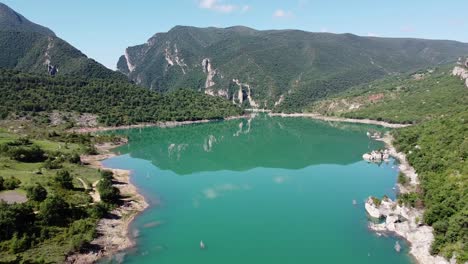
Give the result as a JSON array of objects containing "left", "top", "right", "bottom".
[
  {"left": 269, "top": 112, "right": 411, "bottom": 128},
  {"left": 66, "top": 142, "right": 149, "bottom": 263},
  {"left": 71, "top": 114, "right": 251, "bottom": 133},
  {"left": 366, "top": 133, "right": 450, "bottom": 264}
]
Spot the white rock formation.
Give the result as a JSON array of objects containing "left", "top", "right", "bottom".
[
  {"left": 365, "top": 197, "right": 382, "bottom": 218},
  {"left": 43, "top": 37, "right": 54, "bottom": 66},
  {"left": 232, "top": 79, "right": 259, "bottom": 108},
  {"left": 366, "top": 197, "right": 450, "bottom": 264},
  {"left": 362, "top": 149, "right": 389, "bottom": 163},
  {"left": 274, "top": 95, "right": 285, "bottom": 107},
  {"left": 164, "top": 42, "right": 187, "bottom": 74},
  {"left": 452, "top": 66, "right": 468, "bottom": 88},
  {"left": 124, "top": 49, "right": 136, "bottom": 73},
  {"left": 202, "top": 58, "right": 216, "bottom": 88}
]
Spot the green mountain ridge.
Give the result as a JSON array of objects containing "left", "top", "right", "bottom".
[
  {"left": 0, "top": 2, "right": 55, "bottom": 36},
  {"left": 117, "top": 25, "right": 468, "bottom": 111},
  {"left": 0, "top": 3, "right": 125, "bottom": 80}
]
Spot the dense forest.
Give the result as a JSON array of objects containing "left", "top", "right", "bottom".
[
  {"left": 393, "top": 113, "right": 467, "bottom": 261},
  {"left": 0, "top": 69, "right": 243, "bottom": 126}
]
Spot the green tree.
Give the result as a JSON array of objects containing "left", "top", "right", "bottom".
[
  {"left": 26, "top": 183, "right": 47, "bottom": 202},
  {"left": 54, "top": 170, "right": 73, "bottom": 189},
  {"left": 39, "top": 196, "right": 69, "bottom": 226}
]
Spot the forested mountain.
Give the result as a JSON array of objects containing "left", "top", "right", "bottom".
[
  {"left": 0, "top": 69, "right": 242, "bottom": 126},
  {"left": 0, "top": 3, "right": 125, "bottom": 80},
  {"left": 117, "top": 26, "right": 468, "bottom": 111}
]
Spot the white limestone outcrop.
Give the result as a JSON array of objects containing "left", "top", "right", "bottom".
[
  {"left": 164, "top": 42, "right": 187, "bottom": 74},
  {"left": 124, "top": 49, "right": 136, "bottom": 73},
  {"left": 452, "top": 66, "right": 468, "bottom": 88},
  {"left": 366, "top": 197, "right": 450, "bottom": 264},
  {"left": 362, "top": 149, "right": 390, "bottom": 163},
  {"left": 232, "top": 79, "right": 259, "bottom": 108}
]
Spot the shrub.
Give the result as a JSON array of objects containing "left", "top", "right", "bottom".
[
  {"left": 6, "top": 145, "right": 46, "bottom": 162},
  {"left": 54, "top": 170, "right": 73, "bottom": 190},
  {"left": 26, "top": 183, "right": 48, "bottom": 202},
  {"left": 3, "top": 176, "right": 21, "bottom": 190}
]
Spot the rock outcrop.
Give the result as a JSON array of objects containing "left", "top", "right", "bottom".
[
  {"left": 452, "top": 65, "right": 468, "bottom": 88},
  {"left": 232, "top": 79, "right": 259, "bottom": 108},
  {"left": 362, "top": 149, "right": 390, "bottom": 163},
  {"left": 365, "top": 197, "right": 451, "bottom": 264}
]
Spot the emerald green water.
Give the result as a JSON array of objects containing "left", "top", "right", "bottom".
[{"left": 102, "top": 115, "right": 413, "bottom": 264}]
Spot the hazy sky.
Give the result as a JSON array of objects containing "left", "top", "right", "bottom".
[{"left": 3, "top": 0, "right": 467, "bottom": 70}]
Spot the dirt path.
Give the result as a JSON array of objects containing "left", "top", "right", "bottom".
[{"left": 77, "top": 177, "right": 89, "bottom": 190}]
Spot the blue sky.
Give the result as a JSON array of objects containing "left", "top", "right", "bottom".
[{"left": 3, "top": 0, "right": 467, "bottom": 70}]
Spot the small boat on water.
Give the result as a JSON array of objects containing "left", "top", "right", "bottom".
[{"left": 200, "top": 240, "right": 205, "bottom": 249}]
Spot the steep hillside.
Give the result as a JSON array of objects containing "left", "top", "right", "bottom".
[
  {"left": 308, "top": 64, "right": 468, "bottom": 124},
  {"left": 118, "top": 26, "right": 468, "bottom": 110},
  {"left": 0, "top": 2, "right": 54, "bottom": 36},
  {"left": 0, "top": 3, "right": 124, "bottom": 80}
]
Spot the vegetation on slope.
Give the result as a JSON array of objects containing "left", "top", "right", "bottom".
[
  {"left": 0, "top": 69, "right": 243, "bottom": 126},
  {"left": 308, "top": 66, "right": 467, "bottom": 124},
  {"left": 119, "top": 25, "right": 468, "bottom": 110},
  {"left": 393, "top": 113, "right": 467, "bottom": 262}
]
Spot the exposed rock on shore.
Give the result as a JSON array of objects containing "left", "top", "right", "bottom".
[
  {"left": 365, "top": 133, "right": 452, "bottom": 264},
  {"left": 362, "top": 149, "right": 390, "bottom": 163},
  {"left": 365, "top": 197, "right": 452, "bottom": 264}
]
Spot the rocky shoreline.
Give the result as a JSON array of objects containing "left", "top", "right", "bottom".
[
  {"left": 364, "top": 133, "right": 453, "bottom": 264},
  {"left": 66, "top": 142, "right": 149, "bottom": 263},
  {"left": 269, "top": 112, "right": 411, "bottom": 128}
]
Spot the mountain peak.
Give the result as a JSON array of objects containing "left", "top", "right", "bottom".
[{"left": 0, "top": 2, "right": 55, "bottom": 36}]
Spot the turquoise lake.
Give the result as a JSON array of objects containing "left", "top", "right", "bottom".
[{"left": 102, "top": 115, "right": 413, "bottom": 264}]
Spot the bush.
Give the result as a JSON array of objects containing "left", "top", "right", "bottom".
[
  {"left": 43, "top": 157, "right": 63, "bottom": 169},
  {"left": 68, "top": 153, "right": 81, "bottom": 164},
  {"left": 100, "top": 170, "right": 113, "bottom": 181},
  {"left": 54, "top": 170, "right": 73, "bottom": 189},
  {"left": 6, "top": 145, "right": 46, "bottom": 162},
  {"left": 3, "top": 176, "right": 21, "bottom": 190},
  {"left": 397, "top": 172, "right": 408, "bottom": 185},
  {"left": 26, "top": 183, "right": 48, "bottom": 202}
]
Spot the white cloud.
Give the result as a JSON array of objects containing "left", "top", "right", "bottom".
[
  {"left": 321, "top": 27, "right": 329, "bottom": 33},
  {"left": 241, "top": 5, "right": 251, "bottom": 13},
  {"left": 401, "top": 25, "right": 415, "bottom": 33},
  {"left": 198, "top": 0, "right": 236, "bottom": 13},
  {"left": 367, "top": 32, "right": 379, "bottom": 37},
  {"left": 273, "top": 9, "right": 293, "bottom": 18}
]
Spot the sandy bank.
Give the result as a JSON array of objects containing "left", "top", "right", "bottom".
[
  {"left": 366, "top": 133, "right": 452, "bottom": 264},
  {"left": 269, "top": 113, "right": 411, "bottom": 128},
  {"left": 66, "top": 142, "right": 148, "bottom": 263},
  {"left": 71, "top": 115, "right": 251, "bottom": 133}
]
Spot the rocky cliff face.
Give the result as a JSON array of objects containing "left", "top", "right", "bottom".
[
  {"left": 117, "top": 26, "right": 468, "bottom": 110},
  {"left": 452, "top": 58, "right": 468, "bottom": 88}
]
